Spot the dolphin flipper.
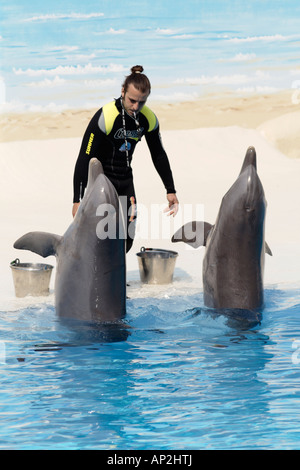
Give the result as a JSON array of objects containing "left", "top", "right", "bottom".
[
  {"left": 172, "top": 221, "right": 213, "bottom": 248},
  {"left": 14, "top": 231, "right": 62, "bottom": 258}
]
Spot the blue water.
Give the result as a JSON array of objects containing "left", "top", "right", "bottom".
[
  {"left": 1, "top": 0, "right": 300, "bottom": 111},
  {"left": 0, "top": 284, "right": 300, "bottom": 450}
]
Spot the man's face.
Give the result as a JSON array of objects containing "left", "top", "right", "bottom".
[{"left": 121, "top": 83, "right": 149, "bottom": 116}]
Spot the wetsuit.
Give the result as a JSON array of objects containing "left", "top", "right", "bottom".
[{"left": 73, "top": 96, "right": 176, "bottom": 251}]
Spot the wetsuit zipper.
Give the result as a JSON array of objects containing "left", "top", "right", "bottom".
[{"left": 111, "top": 142, "right": 116, "bottom": 176}]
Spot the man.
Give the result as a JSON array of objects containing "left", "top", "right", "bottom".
[{"left": 72, "top": 65, "right": 179, "bottom": 252}]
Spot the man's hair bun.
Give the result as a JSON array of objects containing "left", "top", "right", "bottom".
[{"left": 131, "top": 65, "right": 144, "bottom": 74}]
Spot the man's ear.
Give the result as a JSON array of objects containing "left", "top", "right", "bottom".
[{"left": 121, "top": 87, "right": 125, "bottom": 99}]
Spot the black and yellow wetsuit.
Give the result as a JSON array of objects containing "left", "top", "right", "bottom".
[{"left": 73, "top": 97, "right": 176, "bottom": 251}]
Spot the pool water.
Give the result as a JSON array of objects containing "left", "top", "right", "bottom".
[{"left": 0, "top": 283, "right": 299, "bottom": 450}]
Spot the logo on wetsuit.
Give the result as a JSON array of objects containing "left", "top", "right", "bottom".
[
  {"left": 114, "top": 128, "right": 144, "bottom": 140},
  {"left": 119, "top": 142, "right": 131, "bottom": 152},
  {"left": 86, "top": 133, "right": 94, "bottom": 155}
]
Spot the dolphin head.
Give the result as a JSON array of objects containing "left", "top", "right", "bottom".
[
  {"left": 217, "top": 147, "right": 266, "bottom": 232},
  {"left": 73, "top": 158, "right": 125, "bottom": 241},
  {"left": 75, "top": 158, "right": 113, "bottom": 219},
  {"left": 239, "top": 145, "right": 257, "bottom": 174}
]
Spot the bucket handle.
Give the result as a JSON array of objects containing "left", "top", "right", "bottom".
[{"left": 10, "top": 258, "right": 20, "bottom": 266}]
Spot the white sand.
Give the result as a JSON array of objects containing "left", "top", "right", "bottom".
[{"left": 1, "top": 104, "right": 300, "bottom": 312}]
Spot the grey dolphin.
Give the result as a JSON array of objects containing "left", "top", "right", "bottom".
[
  {"left": 14, "top": 158, "right": 126, "bottom": 322},
  {"left": 172, "top": 147, "right": 272, "bottom": 313}
]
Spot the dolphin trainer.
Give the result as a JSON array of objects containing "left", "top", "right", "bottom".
[
  {"left": 13, "top": 158, "right": 127, "bottom": 322},
  {"left": 172, "top": 147, "right": 272, "bottom": 313}
]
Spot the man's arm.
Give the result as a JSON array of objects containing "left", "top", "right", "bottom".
[
  {"left": 145, "top": 124, "right": 176, "bottom": 194},
  {"left": 145, "top": 124, "right": 179, "bottom": 216},
  {"left": 72, "top": 109, "right": 104, "bottom": 216}
]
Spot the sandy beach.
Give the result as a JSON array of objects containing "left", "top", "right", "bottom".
[
  {"left": 1, "top": 90, "right": 300, "bottom": 311},
  {"left": 2, "top": 90, "right": 300, "bottom": 157}
]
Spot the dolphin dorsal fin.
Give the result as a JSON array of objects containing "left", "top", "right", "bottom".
[
  {"left": 172, "top": 221, "right": 213, "bottom": 248},
  {"left": 14, "top": 231, "right": 62, "bottom": 258}
]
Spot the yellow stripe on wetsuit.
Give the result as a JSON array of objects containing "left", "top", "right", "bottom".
[
  {"left": 140, "top": 105, "right": 158, "bottom": 132},
  {"left": 102, "top": 101, "right": 120, "bottom": 135}
]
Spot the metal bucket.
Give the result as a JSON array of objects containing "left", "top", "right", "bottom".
[
  {"left": 10, "top": 258, "right": 54, "bottom": 297},
  {"left": 136, "top": 247, "right": 178, "bottom": 284}
]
